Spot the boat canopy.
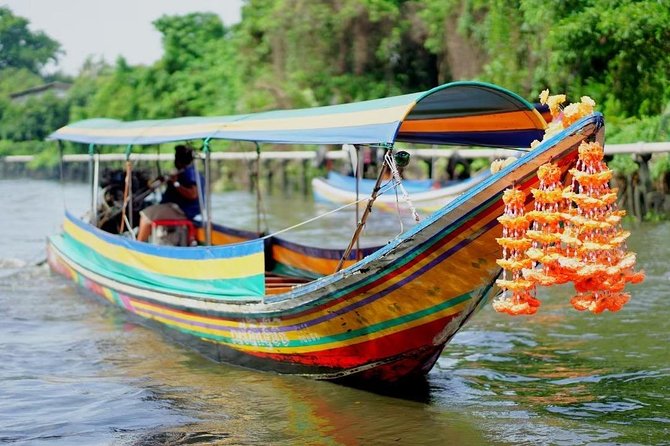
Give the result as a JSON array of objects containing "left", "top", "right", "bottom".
[{"left": 49, "top": 81, "right": 547, "bottom": 148}]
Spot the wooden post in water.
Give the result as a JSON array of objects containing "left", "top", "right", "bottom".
[
  {"left": 625, "top": 175, "right": 636, "bottom": 219},
  {"left": 423, "top": 158, "right": 433, "bottom": 181},
  {"left": 281, "top": 160, "right": 289, "bottom": 194},
  {"left": 302, "top": 159, "right": 309, "bottom": 196},
  {"left": 266, "top": 159, "right": 275, "bottom": 196},
  {"left": 636, "top": 153, "right": 652, "bottom": 219}
]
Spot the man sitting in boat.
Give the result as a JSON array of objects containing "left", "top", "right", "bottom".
[{"left": 137, "top": 144, "right": 203, "bottom": 243}]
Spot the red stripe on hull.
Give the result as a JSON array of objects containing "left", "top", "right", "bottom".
[{"left": 244, "top": 311, "right": 463, "bottom": 371}]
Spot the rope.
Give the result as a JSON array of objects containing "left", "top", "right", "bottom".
[
  {"left": 393, "top": 187, "right": 405, "bottom": 234},
  {"left": 384, "top": 151, "right": 420, "bottom": 222},
  {"left": 261, "top": 180, "right": 400, "bottom": 240}
]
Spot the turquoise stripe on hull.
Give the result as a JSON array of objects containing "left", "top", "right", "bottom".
[
  {"left": 66, "top": 211, "right": 263, "bottom": 260},
  {"left": 50, "top": 233, "right": 264, "bottom": 299}
]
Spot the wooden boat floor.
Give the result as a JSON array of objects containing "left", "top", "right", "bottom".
[{"left": 264, "top": 273, "right": 314, "bottom": 295}]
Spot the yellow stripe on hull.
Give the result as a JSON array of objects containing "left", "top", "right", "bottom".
[{"left": 64, "top": 219, "right": 264, "bottom": 280}]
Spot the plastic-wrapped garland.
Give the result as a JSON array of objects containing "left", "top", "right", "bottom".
[{"left": 494, "top": 188, "right": 539, "bottom": 315}]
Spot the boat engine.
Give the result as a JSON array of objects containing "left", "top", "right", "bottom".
[{"left": 96, "top": 168, "right": 154, "bottom": 234}]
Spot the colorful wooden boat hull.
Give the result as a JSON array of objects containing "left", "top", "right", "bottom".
[{"left": 47, "top": 114, "right": 603, "bottom": 384}]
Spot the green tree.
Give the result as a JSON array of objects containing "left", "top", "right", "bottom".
[
  {"left": 546, "top": 0, "right": 670, "bottom": 117},
  {"left": 232, "top": 0, "right": 436, "bottom": 111},
  {"left": 0, "top": 67, "right": 42, "bottom": 97},
  {"left": 416, "top": 0, "right": 670, "bottom": 117},
  {"left": 0, "top": 93, "right": 69, "bottom": 141},
  {"left": 0, "top": 6, "right": 62, "bottom": 74}
]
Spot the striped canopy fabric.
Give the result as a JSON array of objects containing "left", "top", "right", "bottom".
[
  {"left": 49, "top": 82, "right": 547, "bottom": 148},
  {"left": 49, "top": 212, "right": 266, "bottom": 299}
]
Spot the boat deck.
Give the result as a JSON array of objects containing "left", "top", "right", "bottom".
[{"left": 264, "top": 273, "right": 313, "bottom": 295}]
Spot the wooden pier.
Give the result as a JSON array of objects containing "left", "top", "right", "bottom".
[{"left": 2, "top": 142, "right": 669, "bottom": 220}]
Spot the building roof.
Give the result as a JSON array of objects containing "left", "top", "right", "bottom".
[{"left": 10, "top": 81, "right": 72, "bottom": 100}]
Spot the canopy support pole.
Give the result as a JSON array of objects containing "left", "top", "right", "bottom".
[
  {"left": 58, "top": 140, "right": 66, "bottom": 212},
  {"left": 88, "top": 143, "right": 99, "bottom": 226},
  {"left": 355, "top": 145, "right": 361, "bottom": 260},
  {"left": 58, "top": 141, "right": 64, "bottom": 185},
  {"left": 203, "top": 138, "right": 212, "bottom": 246},
  {"left": 118, "top": 145, "right": 134, "bottom": 235},
  {"left": 255, "top": 142, "right": 262, "bottom": 235},
  {"left": 336, "top": 145, "right": 392, "bottom": 273}
]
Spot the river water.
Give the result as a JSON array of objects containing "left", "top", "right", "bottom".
[{"left": 1, "top": 179, "right": 668, "bottom": 446}]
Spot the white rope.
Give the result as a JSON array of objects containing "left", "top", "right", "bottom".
[
  {"left": 123, "top": 214, "right": 136, "bottom": 240},
  {"left": 393, "top": 187, "right": 404, "bottom": 234},
  {"left": 262, "top": 152, "right": 427, "bottom": 240},
  {"left": 261, "top": 180, "right": 400, "bottom": 240},
  {"left": 384, "top": 152, "right": 420, "bottom": 222}
]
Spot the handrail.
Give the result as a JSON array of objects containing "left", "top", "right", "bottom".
[{"left": 4, "top": 142, "right": 670, "bottom": 164}]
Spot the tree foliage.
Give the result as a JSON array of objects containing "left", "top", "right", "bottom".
[
  {"left": 0, "top": 7, "right": 61, "bottom": 74},
  {"left": 546, "top": 0, "right": 670, "bottom": 117},
  {"left": 0, "top": 1, "right": 669, "bottom": 156}
]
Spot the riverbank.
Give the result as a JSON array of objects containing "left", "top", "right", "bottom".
[{"left": 2, "top": 144, "right": 670, "bottom": 220}]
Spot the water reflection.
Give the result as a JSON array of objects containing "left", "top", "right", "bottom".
[
  {"left": 100, "top": 314, "right": 489, "bottom": 445},
  {"left": 1, "top": 180, "right": 669, "bottom": 445}
]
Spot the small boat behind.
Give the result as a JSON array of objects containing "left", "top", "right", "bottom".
[{"left": 312, "top": 169, "right": 492, "bottom": 213}]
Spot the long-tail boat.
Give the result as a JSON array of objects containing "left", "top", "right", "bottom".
[{"left": 46, "top": 81, "right": 604, "bottom": 385}]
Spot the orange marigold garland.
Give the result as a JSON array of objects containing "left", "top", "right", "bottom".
[
  {"left": 561, "top": 141, "right": 645, "bottom": 313},
  {"left": 494, "top": 188, "right": 539, "bottom": 315},
  {"left": 523, "top": 163, "right": 572, "bottom": 287},
  {"left": 494, "top": 91, "right": 643, "bottom": 315},
  {"left": 531, "top": 90, "right": 597, "bottom": 148}
]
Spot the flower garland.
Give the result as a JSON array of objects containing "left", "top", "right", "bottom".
[
  {"left": 493, "top": 91, "right": 644, "bottom": 315},
  {"left": 493, "top": 188, "right": 539, "bottom": 315}
]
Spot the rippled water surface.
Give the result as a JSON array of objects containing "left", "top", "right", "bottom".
[{"left": 1, "top": 179, "right": 668, "bottom": 445}]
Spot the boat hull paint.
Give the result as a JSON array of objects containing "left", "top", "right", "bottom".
[
  {"left": 47, "top": 114, "right": 603, "bottom": 385},
  {"left": 48, "top": 240, "right": 490, "bottom": 382}
]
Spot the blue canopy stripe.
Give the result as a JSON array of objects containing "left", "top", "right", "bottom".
[{"left": 49, "top": 82, "right": 546, "bottom": 148}]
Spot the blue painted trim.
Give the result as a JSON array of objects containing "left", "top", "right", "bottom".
[{"left": 65, "top": 212, "right": 264, "bottom": 260}]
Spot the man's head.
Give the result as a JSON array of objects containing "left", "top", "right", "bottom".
[{"left": 174, "top": 145, "right": 194, "bottom": 169}]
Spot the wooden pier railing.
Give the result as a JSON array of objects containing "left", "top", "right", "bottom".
[{"left": 2, "top": 143, "right": 669, "bottom": 220}]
